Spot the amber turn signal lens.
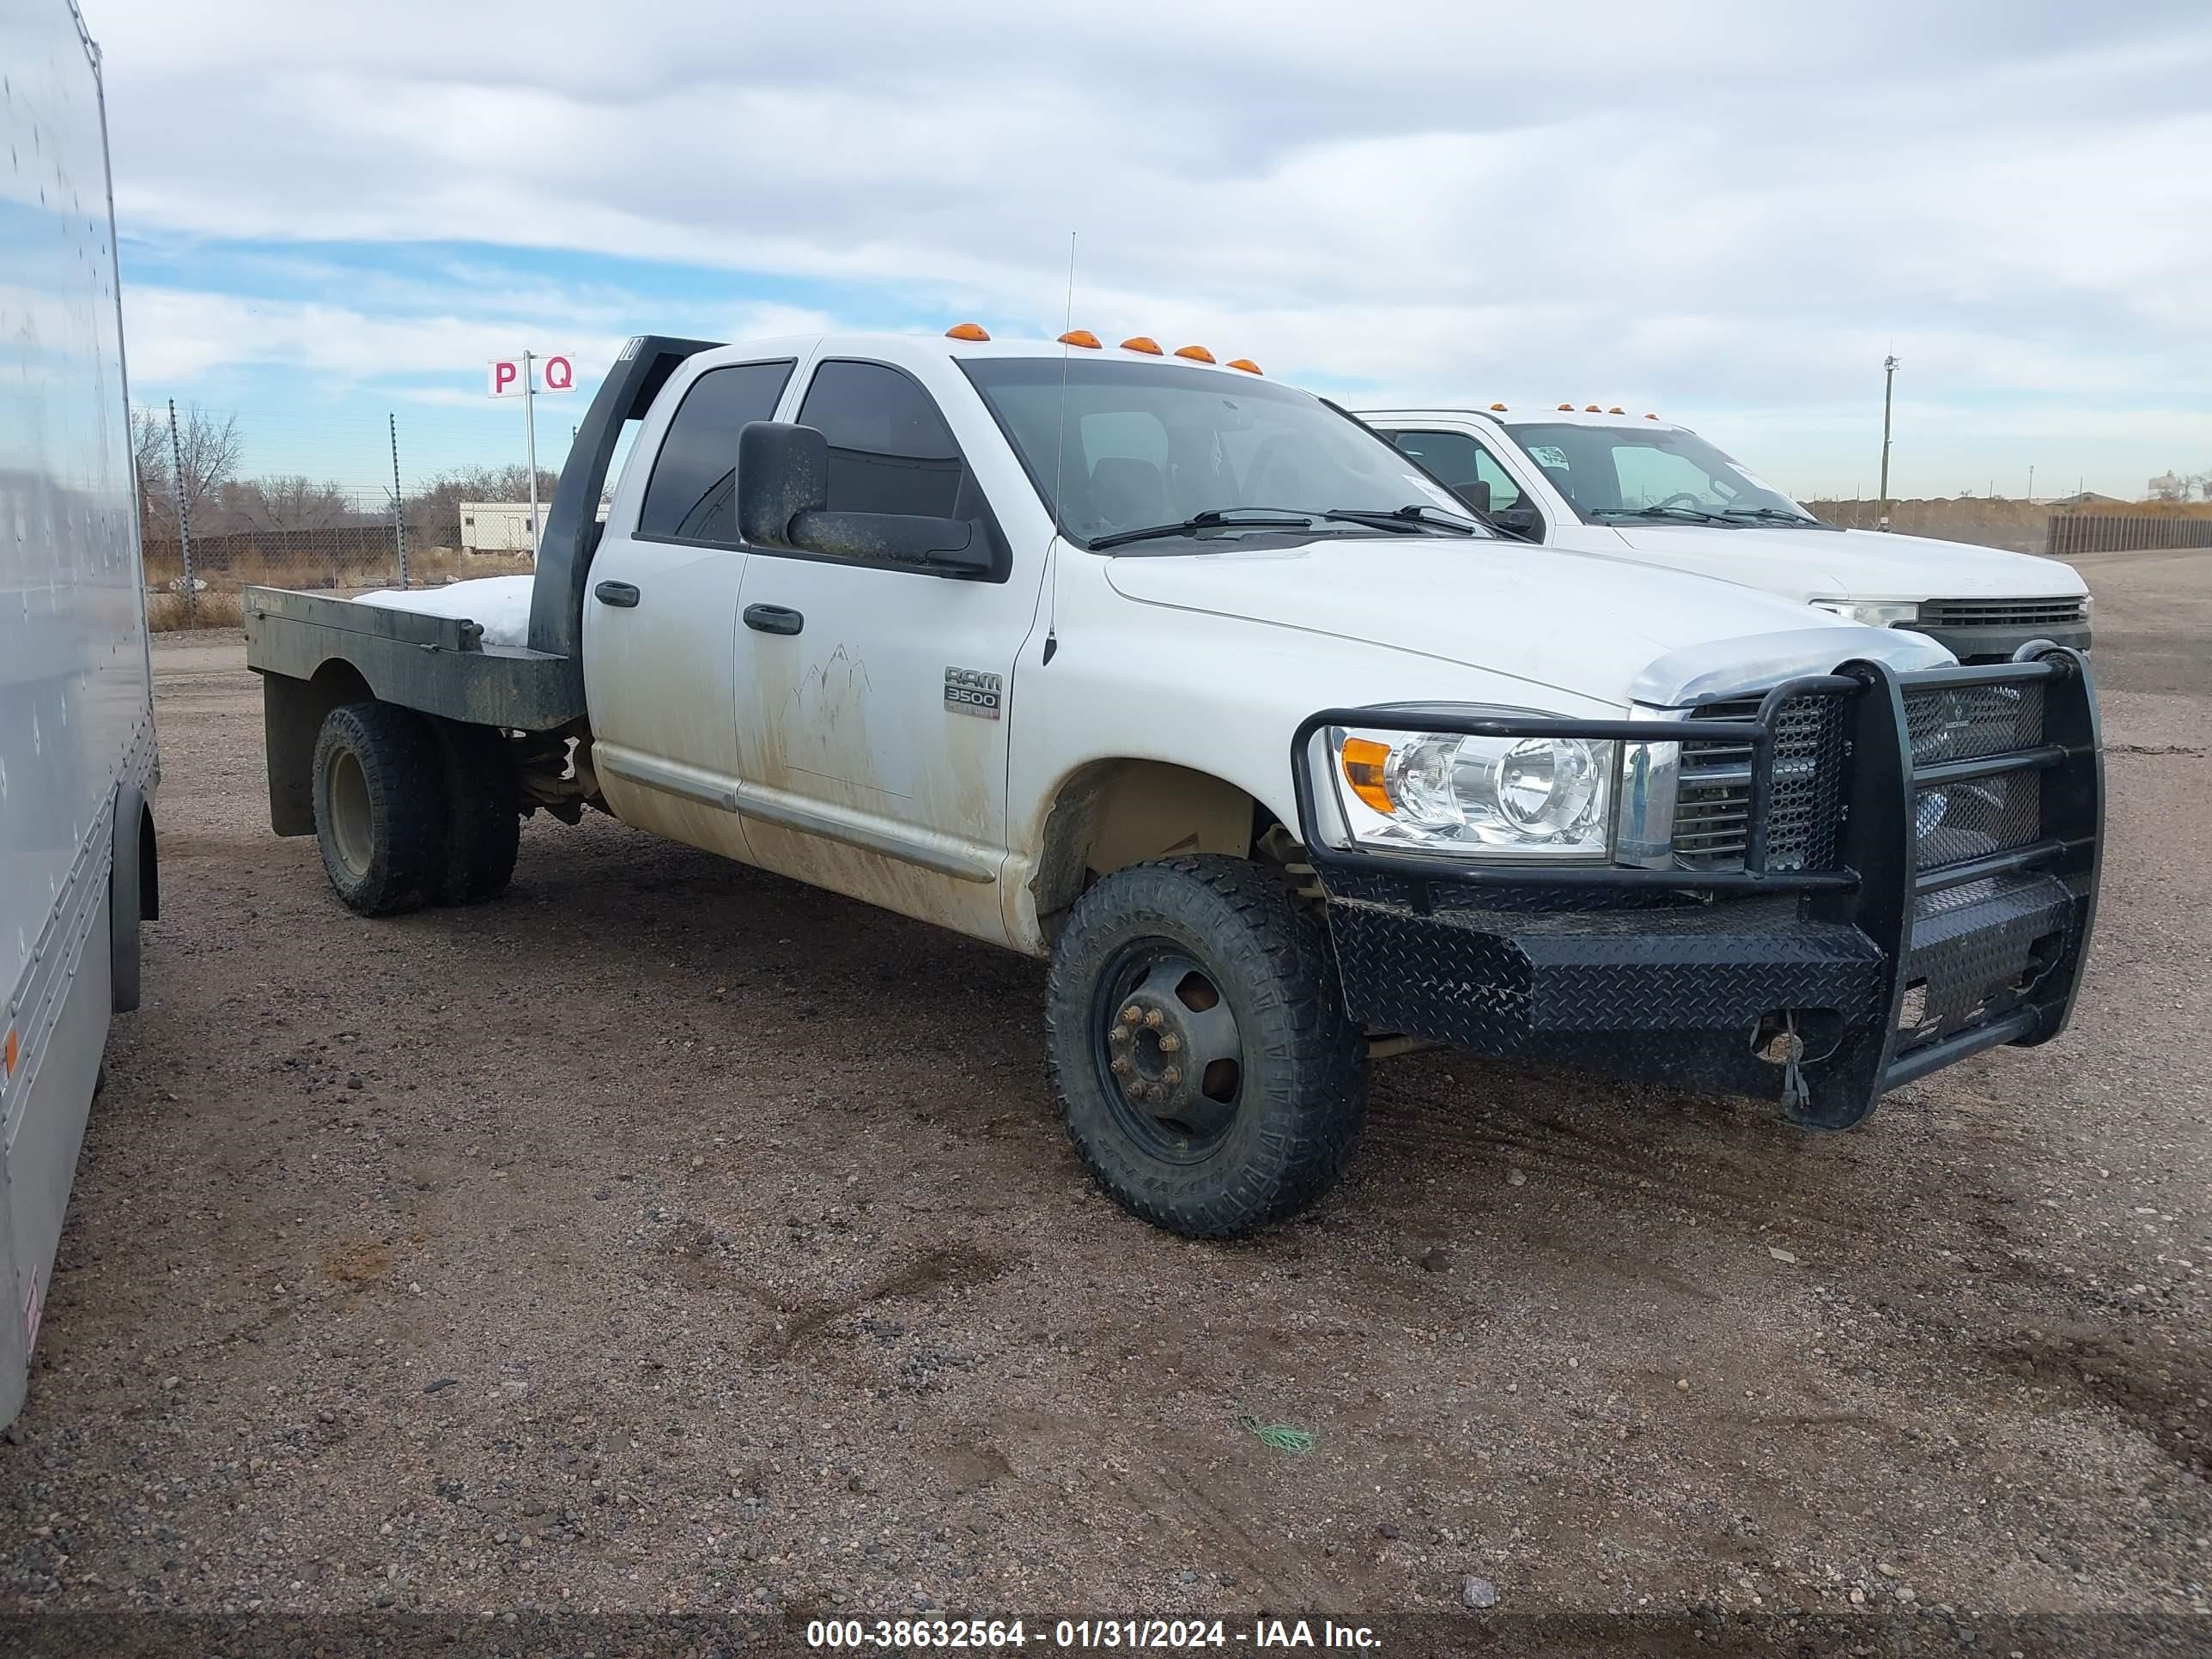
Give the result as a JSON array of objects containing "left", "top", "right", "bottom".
[
  {"left": 945, "top": 322, "right": 991, "bottom": 341},
  {"left": 1340, "top": 738, "right": 1395, "bottom": 814}
]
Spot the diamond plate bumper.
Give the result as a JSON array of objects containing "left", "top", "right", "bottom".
[{"left": 1291, "top": 647, "right": 2103, "bottom": 1130}]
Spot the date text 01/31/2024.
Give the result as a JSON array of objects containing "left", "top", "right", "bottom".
[{"left": 805, "top": 1619, "right": 1383, "bottom": 1650}]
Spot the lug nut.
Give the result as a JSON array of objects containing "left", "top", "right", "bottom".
[
  {"left": 1144, "top": 1009, "right": 1164, "bottom": 1030},
  {"left": 1161, "top": 1066, "right": 1182, "bottom": 1087},
  {"left": 1158, "top": 1033, "right": 1182, "bottom": 1054},
  {"left": 1121, "top": 1006, "right": 1144, "bottom": 1026},
  {"left": 1110, "top": 1055, "right": 1133, "bottom": 1076},
  {"left": 1109, "top": 1025, "right": 1131, "bottom": 1044}
]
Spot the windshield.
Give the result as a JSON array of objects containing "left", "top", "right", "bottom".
[
  {"left": 962, "top": 357, "right": 1485, "bottom": 549},
  {"left": 1502, "top": 422, "right": 1822, "bottom": 526}
]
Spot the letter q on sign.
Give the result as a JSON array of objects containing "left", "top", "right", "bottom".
[{"left": 542, "top": 355, "right": 576, "bottom": 392}]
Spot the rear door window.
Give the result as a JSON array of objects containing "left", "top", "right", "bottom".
[{"left": 639, "top": 360, "right": 798, "bottom": 544}]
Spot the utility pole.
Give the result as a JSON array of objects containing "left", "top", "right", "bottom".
[
  {"left": 522, "top": 349, "right": 540, "bottom": 559},
  {"left": 389, "top": 412, "right": 408, "bottom": 589},
  {"left": 2027, "top": 465, "right": 2035, "bottom": 503},
  {"left": 1878, "top": 354, "right": 1899, "bottom": 509},
  {"left": 166, "top": 398, "right": 195, "bottom": 620}
]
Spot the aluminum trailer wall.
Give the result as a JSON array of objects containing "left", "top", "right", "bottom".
[{"left": 0, "top": 0, "right": 159, "bottom": 1427}]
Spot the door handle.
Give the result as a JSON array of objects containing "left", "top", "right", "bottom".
[
  {"left": 594, "top": 580, "right": 640, "bottom": 608},
  {"left": 744, "top": 604, "right": 804, "bottom": 636}
]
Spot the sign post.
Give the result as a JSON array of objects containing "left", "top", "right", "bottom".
[{"left": 487, "top": 352, "right": 579, "bottom": 558}]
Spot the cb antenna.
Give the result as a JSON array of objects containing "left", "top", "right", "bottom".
[{"left": 1043, "top": 229, "right": 1076, "bottom": 662}]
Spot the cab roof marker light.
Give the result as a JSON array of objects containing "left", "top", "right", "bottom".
[
  {"left": 1584, "top": 404, "right": 1601, "bottom": 412},
  {"left": 1057, "top": 329, "right": 1102, "bottom": 349},
  {"left": 1226, "top": 357, "right": 1262, "bottom": 374},
  {"left": 1557, "top": 403, "right": 1574, "bottom": 410},
  {"left": 1174, "top": 344, "right": 1216, "bottom": 363},
  {"left": 1490, "top": 402, "right": 1507, "bottom": 410},
  {"left": 1607, "top": 406, "right": 1625, "bottom": 415},
  {"left": 1121, "top": 336, "right": 1164, "bottom": 356},
  {"left": 1644, "top": 412, "right": 1659, "bottom": 420},
  {"left": 945, "top": 322, "right": 990, "bottom": 341}
]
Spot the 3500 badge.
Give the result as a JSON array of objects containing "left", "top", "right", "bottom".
[{"left": 945, "top": 666, "right": 1004, "bottom": 720}]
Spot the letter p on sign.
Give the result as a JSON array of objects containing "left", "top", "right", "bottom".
[{"left": 487, "top": 357, "right": 523, "bottom": 398}]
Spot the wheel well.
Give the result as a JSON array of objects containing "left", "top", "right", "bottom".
[
  {"left": 263, "top": 659, "right": 375, "bottom": 836},
  {"left": 1031, "top": 760, "right": 1272, "bottom": 940},
  {"left": 137, "top": 801, "right": 159, "bottom": 921}
]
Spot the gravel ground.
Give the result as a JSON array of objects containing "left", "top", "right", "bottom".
[{"left": 4, "top": 550, "right": 2208, "bottom": 1638}]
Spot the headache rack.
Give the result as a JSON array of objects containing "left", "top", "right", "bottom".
[{"left": 1290, "top": 646, "right": 2103, "bottom": 1128}]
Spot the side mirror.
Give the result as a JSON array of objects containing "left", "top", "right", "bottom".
[
  {"left": 1491, "top": 503, "right": 1543, "bottom": 539},
  {"left": 738, "top": 421, "right": 990, "bottom": 576},
  {"left": 1452, "top": 479, "right": 1493, "bottom": 514}
]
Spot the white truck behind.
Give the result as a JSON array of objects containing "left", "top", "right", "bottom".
[
  {"left": 1, "top": 0, "right": 161, "bottom": 1425},
  {"left": 244, "top": 329, "right": 2102, "bottom": 1239},
  {"left": 1364, "top": 404, "right": 2093, "bottom": 663}
]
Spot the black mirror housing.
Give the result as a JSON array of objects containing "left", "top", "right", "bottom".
[
  {"left": 1453, "top": 479, "right": 1493, "bottom": 514},
  {"left": 1492, "top": 504, "right": 1542, "bottom": 538},
  {"left": 737, "top": 419, "right": 991, "bottom": 577},
  {"left": 738, "top": 421, "right": 829, "bottom": 550}
]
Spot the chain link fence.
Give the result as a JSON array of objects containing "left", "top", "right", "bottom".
[{"left": 137, "top": 403, "right": 552, "bottom": 629}]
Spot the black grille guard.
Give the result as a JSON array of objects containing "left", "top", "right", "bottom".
[{"left": 1288, "top": 646, "right": 2105, "bottom": 1128}]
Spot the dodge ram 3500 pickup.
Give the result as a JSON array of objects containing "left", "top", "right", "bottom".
[
  {"left": 1364, "top": 404, "right": 2093, "bottom": 663},
  {"left": 243, "top": 330, "right": 2104, "bottom": 1238}
]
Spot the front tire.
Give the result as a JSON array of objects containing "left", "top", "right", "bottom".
[
  {"left": 312, "top": 701, "right": 446, "bottom": 915},
  {"left": 1044, "top": 854, "right": 1367, "bottom": 1237}
]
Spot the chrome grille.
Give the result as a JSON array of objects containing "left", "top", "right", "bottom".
[
  {"left": 1920, "top": 596, "right": 2086, "bottom": 629},
  {"left": 1674, "top": 692, "right": 1850, "bottom": 872}
]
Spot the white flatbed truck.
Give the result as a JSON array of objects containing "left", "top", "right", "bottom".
[
  {"left": 244, "top": 329, "right": 2102, "bottom": 1237},
  {"left": 1, "top": 0, "right": 161, "bottom": 1425}
]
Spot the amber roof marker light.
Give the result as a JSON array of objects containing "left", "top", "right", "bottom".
[
  {"left": 1226, "top": 358, "right": 1262, "bottom": 374},
  {"left": 1490, "top": 402, "right": 1507, "bottom": 411},
  {"left": 1057, "top": 330, "right": 1101, "bottom": 349},
  {"left": 1121, "top": 336, "right": 1164, "bottom": 355},
  {"left": 945, "top": 322, "right": 990, "bottom": 341},
  {"left": 1174, "top": 344, "right": 1216, "bottom": 363}
]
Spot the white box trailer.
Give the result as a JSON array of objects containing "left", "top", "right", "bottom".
[{"left": 0, "top": 0, "right": 160, "bottom": 1426}]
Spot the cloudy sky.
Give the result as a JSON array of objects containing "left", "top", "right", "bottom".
[{"left": 88, "top": 0, "right": 2212, "bottom": 501}]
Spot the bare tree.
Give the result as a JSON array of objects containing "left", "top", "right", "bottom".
[
  {"left": 218, "top": 475, "right": 356, "bottom": 532},
  {"left": 131, "top": 406, "right": 174, "bottom": 533},
  {"left": 135, "top": 404, "right": 243, "bottom": 530}
]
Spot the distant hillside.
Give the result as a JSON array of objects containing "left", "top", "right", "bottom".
[{"left": 1800, "top": 496, "right": 2212, "bottom": 555}]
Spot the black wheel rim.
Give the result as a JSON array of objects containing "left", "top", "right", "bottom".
[{"left": 1088, "top": 936, "right": 1245, "bottom": 1162}]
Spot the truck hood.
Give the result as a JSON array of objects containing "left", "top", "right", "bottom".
[
  {"left": 1601, "top": 524, "right": 2088, "bottom": 603},
  {"left": 1101, "top": 536, "right": 1936, "bottom": 708}
]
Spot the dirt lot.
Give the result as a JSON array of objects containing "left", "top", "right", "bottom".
[{"left": 5, "top": 549, "right": 2209, "bottom": 1643}]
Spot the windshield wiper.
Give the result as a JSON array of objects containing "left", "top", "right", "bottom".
[
  {"left": 1589, "top": 505, "right": 1739, "bottom": 526},
  {"left": 1719, "top": 506, "right": 1838, "bottom": 530},
  {"left": 1089, "top": 507, "right": 1315, "bottom": 551},
  {"left": 1322, "top": 504, "right": 1483, "bottom": 538}
]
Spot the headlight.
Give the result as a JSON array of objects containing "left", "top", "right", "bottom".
[
  {"left": 1810, "top": 599, "right": 1922, "bottom": 629},
  {"left": 1329, "top": 725, "right": 1616, "bottom": 860}
]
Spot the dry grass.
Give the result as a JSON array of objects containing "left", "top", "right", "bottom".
[
  {"left": 142, "top": 546, "right": 535, "bottom": 631},
  {"left": 144, "top": 590, "right": 245, "bottom": 632}
]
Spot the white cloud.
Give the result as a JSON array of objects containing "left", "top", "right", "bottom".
[{"left": 82, "top": 0, "right": 2212, "bottom": 494}]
